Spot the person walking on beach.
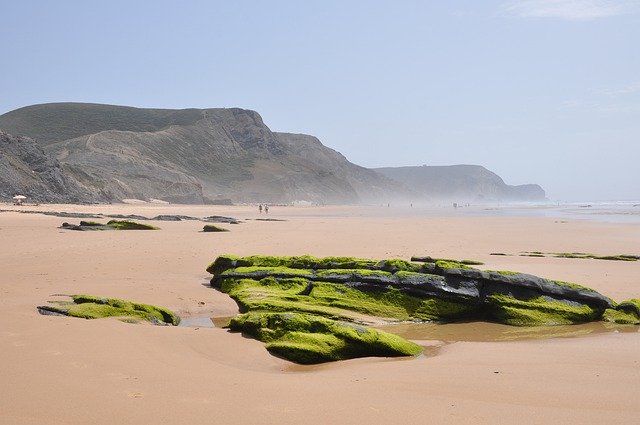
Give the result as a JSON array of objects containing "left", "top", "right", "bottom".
[
  {"left": 259, "top": 204, "right": 263, "bottom": 214},
  {"left": 264, "top": 204, "right": 269, "bottom": 214}
]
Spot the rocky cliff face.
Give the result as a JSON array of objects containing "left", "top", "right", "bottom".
[
  {"left": 0, "top": 103, "right": 545, "bottom": 205},
  {"left": 0, "top": 103, "right": 407, "bottom": 204},
  {"left": 375, "top": 165, "right": 546, "bottom": 202},
  {"left": 273, "top": 132, "right": 411, "bottom": 204},
  {"left": 0, "top": 130, "right": 99, "bottom": 203}
]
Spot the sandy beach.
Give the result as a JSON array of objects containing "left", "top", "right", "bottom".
[{"left": 1, "top": 203, "right": 639, "bottom": 424}]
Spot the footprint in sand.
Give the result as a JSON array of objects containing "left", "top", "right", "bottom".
[{"left": 125, "top": 391, "right": 143, "bottom": 399}]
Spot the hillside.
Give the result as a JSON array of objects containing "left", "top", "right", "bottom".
[
  {"left": 0, "top": 103, "right": 545, "bottom": 205},
  {"left": 0, "top": 130, "right": 100, "bottom": 203},
  {"left": 0, "top": 103, "right": 407, "bottom": 204},
  {"left": 0, "top": 103, "right": 203, "bottom": 147},
  {"left": 376, "top": 165, "right": 546, "bottom": 202}
]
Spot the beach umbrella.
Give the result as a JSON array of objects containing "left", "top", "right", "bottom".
[{"left": 12, "top": 195, "right": 26, "bottom": 200}]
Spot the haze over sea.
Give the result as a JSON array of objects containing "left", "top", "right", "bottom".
[{"left": 469, "top": 200, "right": 640, "bottom": 224}]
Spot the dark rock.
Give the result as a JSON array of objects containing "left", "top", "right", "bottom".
[
  {"left": 410, "top": 256, "right": 437, "bottom": 263},
  {"left": 37, "top": 305, "right": 69, "bottom": 316},
  {"left": 151, "top": 215, "right": 182, "bottom": 221},
  {"left": 60, "top": 222, "right": 112, "bottom": 231},
  {"left": 151, "top": 214, "right": 200, "bottom": 221},
  {"left": 45, "top": 211, "right": 102, "bottom": 219},
  {"left": 203, "top": 215, "right": 241, "bottom": 224}
]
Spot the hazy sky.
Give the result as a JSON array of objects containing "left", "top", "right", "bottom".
[{"left": 1, "top": 1, "right": 639, "bottom": 201}]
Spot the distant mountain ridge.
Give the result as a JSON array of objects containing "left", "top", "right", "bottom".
[
  {"left": 375, "top": 165, "right": 545, "bottom": 202},
  {"left": 0, "top": 102, "right": 545, "bottom": 204}
]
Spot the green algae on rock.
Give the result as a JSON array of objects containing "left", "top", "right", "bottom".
[
  {"left": 513, "top": 252, "right": 640, "bottom": 261},
  {"left": 203, "top": 224, "right": 229, "bottom": 232},
  {"left": 60, "top": 220, "right": 159, "bottom": 231},
  {"left": 206, "top": 254, "right": 633, "bottom": 363},
  {"left": 603, "top": 299, "right": 640, "bottom": 325},
  {"left": 486, "top": 294, "right": 600, "bottom": 326},
  {"left": 106, "top": 220, "right": 159, "bottom": 230},
  {"left": 552, "top": 252, "right": 639, "bottom": 261},
  {"left": 209, "top": 254, "right": 615, "bottom": 326},
  {"left": 37, "top": 294, "right": 179, "bottom": 325},
  {"left": 228, "top": 312, "right": 422, "bottom": 364}
]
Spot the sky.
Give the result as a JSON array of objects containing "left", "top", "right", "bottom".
[{"left": 1, "top": 0, "right": 639, "bottom": 201}]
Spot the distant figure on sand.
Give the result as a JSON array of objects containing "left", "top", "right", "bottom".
[
  {"left": 12, "top": 194, "right": 26, "bottom": 205},
  {"left": 259, "top": 204, "right": 263, "bottom": 214},
  {"left": 265, "top": 205, "right": 269, "bottom": 214}
]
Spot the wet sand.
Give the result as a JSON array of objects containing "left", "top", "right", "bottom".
[{"left": 1, "top": 203, "right": 639, "bottom": 424}]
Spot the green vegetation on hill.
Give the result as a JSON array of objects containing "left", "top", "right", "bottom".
[{"left": 0, "top": 102, "right": 204, "bottom": 145}]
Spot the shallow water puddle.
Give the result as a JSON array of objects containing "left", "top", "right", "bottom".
[
  {"left": 178, "top": 317, "right": 215, "bottom": 328},
  {"left": 376, "top": 321, "right": 639, "bottom": 343},
  {"left": 178, "top": 315, "right": 234, "bottom": 328}
]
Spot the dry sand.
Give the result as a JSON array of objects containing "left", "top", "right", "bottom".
[{"left": 1, "top": 203, "right": 639, "bottom": 424}]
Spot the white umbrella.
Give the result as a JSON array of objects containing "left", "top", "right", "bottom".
[{"left": 13, "top": 195, "right": 26, "bottom": 200}]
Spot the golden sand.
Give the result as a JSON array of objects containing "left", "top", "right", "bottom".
[{"left": 1, "top": 204, "right": 639, "bottom": 424}]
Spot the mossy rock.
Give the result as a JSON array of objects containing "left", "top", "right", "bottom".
[
  {"left": 602, "top": 308, "right": 640, "bottom": 325},
  {"left": 617, "top": 299, "right": 640, "bottom": 315},
  {"left": 203, "top": 224, "right": 228, "bottom": 232},
  {"left": 608, "top": 299, "right": 640, "bottom": 324},
  {"left": 61, "top": 220, "right": 159, "bottom": 231},
  {"left": 219, "top": 276, "right": 415, "bottom": 321},
  {"left": 434, "top": 259, "right": 471, "bottom": 270},
  {"left": 413, "top": 298, "right": 479, "bottom": 321},
  {"left": 551, "top": 252, "right": 638, "bottom": 262},
  {"left": 106, "top": 220, "right": 159, "bottom": 230},
  {"left": 206, "top": 254, "right": 382, "bottom": 275},
  {"left": 375, "top": 258, "right": 423, "bottom": 273},
  {"left": 228, "top": 312, "right": 422, "bottom": 364},
  {"left": 207, "top": 254, "right": 631, "bottom": 336},
  {"left": 38, "top": 295, "right": 179, "bottom": 325},
  {"left": 411, "top": 256, "right": 484, "bottom": 266},
  {"left": 486, "top": 294, "right": 601, "bottom": 326},
  {"left": 79, "top": 220, "right": 104, "bottom": 226}
]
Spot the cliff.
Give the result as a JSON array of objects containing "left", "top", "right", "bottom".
[{"left": 375, "top": 164, "right": 546, "bottom": 202}]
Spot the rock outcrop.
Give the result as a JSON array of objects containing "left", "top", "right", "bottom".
[
  {"left": 37, "top": 294, "right": 180, "bottom": 325},
  {"left": 60, "top": 220, "right": 159, "bottom": 231},
  {"left": 206, "top": 254, "right": 637, "bottom": 363}
]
